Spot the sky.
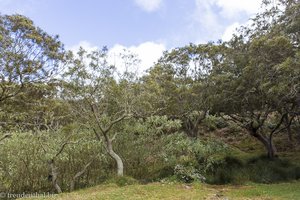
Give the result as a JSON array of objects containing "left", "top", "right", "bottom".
[{"left": 1, "top": 0, "right": 264, "bottom": 72}]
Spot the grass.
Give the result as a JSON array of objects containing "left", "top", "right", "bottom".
[
  {"left": 224, "top": 181, "right": 300, "bottom": 200},
  {"left": 24, "top": 181, "right": 300, "bottom": 200},
  {"left": 32, "top": 183, "right": 210, "bottom": 200}
]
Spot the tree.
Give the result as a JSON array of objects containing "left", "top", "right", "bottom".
[
  {"left": 208, "top": 1, "right": 299, "bottom": 158},
  {"left": 0, "top": 14, "right": 65, "bottom": 103},
  {"left": 141, "top": 43, "right": 224, "bottom": 137},
  {"left": 63, "top": 47, "right": 138, "bottom": 176},
  {"left": 0, "top": 14, "right": 68, "bottom": 133}
]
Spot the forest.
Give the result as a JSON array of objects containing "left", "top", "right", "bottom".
[{"left": 0, "top": 0, "right": 299, "bottom": 199}]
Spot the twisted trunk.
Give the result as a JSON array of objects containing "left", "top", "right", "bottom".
[
  {"left": 70, "top": 160, "right": 93, "bottom": 191},
  {"left": 284, "top": 114, "right": 295, "bottom": 145},
  {"left": 106, "top": 138, "right": 124, "bottom": 176},
  {"left": 93, "top": 128, "right": 124, "bottom": 177},
  {"left": 49, "top": 160, "right": 62, "bottom": 193},
  {"left": 249, "top": 129, "right": 277, "bottom": 159}
]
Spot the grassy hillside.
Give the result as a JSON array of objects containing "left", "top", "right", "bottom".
[{"left": 25, "top": 181, "right": 300, "bottom": 200}]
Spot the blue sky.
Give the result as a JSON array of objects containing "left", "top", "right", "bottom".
[{"left": 1, "top": 0, "right": 263, "bottom": 70}]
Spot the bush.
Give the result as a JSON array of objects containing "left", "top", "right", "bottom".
[
  {"left": 194, "top": 140, "right": 230, "bottom": 174},
  {"left": 0, "top": 129, "right": 109, "bottom": 193},
  {"left": 205, "top": 156, "right": 245, "bottom": 184},
  {"left": 247, "top": 156, "right": 300, "bottom": 183},
  {"left": 174, "top": 164, "right": 205, "bottom": 183},
  {"left": 205, "top": 155, "right": 300, "bottom": 184},
  {"left": 115, "top": 116, "right": 193, "bottom": 181},
  {"left": 295, "top": 167, "right": 300, "bottom": 179},
  {"left": 202, "top": 115, "right": 228, "bottom": 131}
]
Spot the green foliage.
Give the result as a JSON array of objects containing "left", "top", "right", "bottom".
[
  {"left": 201, "top": 115, "right": 228, "bottom": 131},
  {"left": 205, "top": 156, "right": 246, "bottom": 184},
  {"left": 194, "top": 140, "right": 230, "bottom": 174},
  {"left": 1, "top": 1, "right": 300, "bottom": 195},
  {"left": 206, "top": 1, "right": 300, "bottom": 158},
  {"left": 0, "top": 14, "right": 65, "bottom": 103},
  {"left": 115, "top": 116, "right": 187, "bottom": 180},
  {"left": 0, "top": 131, "right": 49, "bottom": 192},
  {"left": 247, "top": 156, "right": 300, "bottom": 184},
  {"left": 174, "top": 164, "right": 205, "bottom": 183},
  {"left": 114, "top": 116, "right": 231, "bottom": 183},
  {"left": 204, "top": 155, "right": 300, "bottom": 185},
  {"left": 0, "top": 129, "right": 109, "bottom": 193}
]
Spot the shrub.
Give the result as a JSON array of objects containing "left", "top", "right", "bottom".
[
  {"left": 205, "top": 156, "right": 245, "bottom": 184},
  {"left": 202, "top": 115, "right": 228, "bottom": 131},
  {"left": 247, "top": 156, "right": 300, "bottom": 183},
  {"left": 174, "top": 164, "right": 205, "bottom": 183},
  {"left": 204, "top": 155, "right": 300, "bottom": 184},
  {"left": 115, "top": 116, "right": 192, "bottom": 181},
  {"left": 0, "top": 129, "right": 109, "bottom": 193}
]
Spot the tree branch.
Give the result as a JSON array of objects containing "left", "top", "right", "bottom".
[
  {"left": 54, "top": 139, "right": 78, "bottom": 159},
  {"left": 0, "top": 134, "right": 11, "bottom": 142},
  {"left": 103, "top": 114, "right": 128, "bottom": 133}
]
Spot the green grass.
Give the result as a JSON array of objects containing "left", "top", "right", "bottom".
[
  {"left": 224, "top": 181, "right": 300, "bottom": 200},
  {"left": 37, "top": 183, "right": 210, "bottom": 200},
  {"left": 24, "top": 181, "right": 300, "bottom": 200}
]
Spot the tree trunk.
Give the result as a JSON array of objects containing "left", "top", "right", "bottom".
[
  {"left": 93, "top": 127, "right": 124, "bottom": 177},
  {"left": 287, "top": 125, "right": 293, "bottom": 144},
  {"left": 284, "top": 114, "right": 293, "bottom": 145},
  {"left": 184, "top": 119, "right": 198, "bottom": 137},
  {"left": 249, "top": 130, "right": 277, "bottom": 159},
  {"left": 266, "top": 140, "right": 276, "bottom": 159},
  {"left": 49, "top": 160, "right": 62, "bottom": 193},
  {"left": 70, "top": 180, "right": 75, "bottom": 192},
  {"left": 183, "top": 112, "right": 207, "bottom": 137},
  {"left": 106, "top": 139, "right": 124, "bottom": 176},
  {"left": 70, "top": 161, "right": 93, "bottom": 192}
]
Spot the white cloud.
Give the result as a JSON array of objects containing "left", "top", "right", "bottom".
[
  {"left": 68, "top": 41, "right": 166, "bottom": 75},
  {"left": 67, "top": 41, "right": 99, "bottom": 53},
  {"left": 213, "top": 0, "right": 262, "bottom": 19},
  {"left": 186, "top": 0, "right": 224, "bottom": 43},
  {"left": 134, "top": 0, "right": 163, "bottom": 12},
  {"left": 189, "top": 0, "right": 263, "bottom": 43},
  {"left": 109, "top": 42, "right": 166, "bottom": 74},
  {"left": 221, "top": 22, "right": 240, "bottom": 41}
]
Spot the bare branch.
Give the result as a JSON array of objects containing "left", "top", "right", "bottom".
[
  {"left": 103, "top": 114, "right": 128, "bottom": 133},
  {"left": 111, "top": 132, "right": 119, "bottom": 141},
  {"left": 54, "top": 138, "right": 78, "bottom": 159},
  {"left": 92, "top": 128, "right": 101, "bottom": 141},
  {"left": 0, "top": 134, "right": 11, "bottom": 142},
  {"left": 73, "top": 160, "right": 94, "bottom": 180}
]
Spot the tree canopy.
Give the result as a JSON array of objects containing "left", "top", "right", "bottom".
[{"left": 0, "top": 1, "right": 299, "bottom": 194}]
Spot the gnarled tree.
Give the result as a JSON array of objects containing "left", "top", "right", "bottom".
[{"left": 63, "top": 47, "right": 138, "bottom": 176}]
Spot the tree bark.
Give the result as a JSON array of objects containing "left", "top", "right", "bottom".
[
  {"left": 49, "top": 160, "right": 62, "bottom": 193},
  {"left": 106, "top": 138, "right": 124, "bottom": 176},
  {"left": 70, "top": 161, "right": 93, "bottom": 191},
  {"left": 183, "top": 111, "right": 207, "bottom": 137},
  {"left": 248, "top": 129, "right": 277, "bottom": 159},
  {"left": 93, "top": 128, "right": 124, "bottom": 177},
  {"left": 266, "top": 138, "right": 276, "bottom": 159},
  {"left": 184, "top": 119, "right": 199, "bottom": 137},
  {"left": 284, "top": 114, "right": 293, "bottom": 145}
]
